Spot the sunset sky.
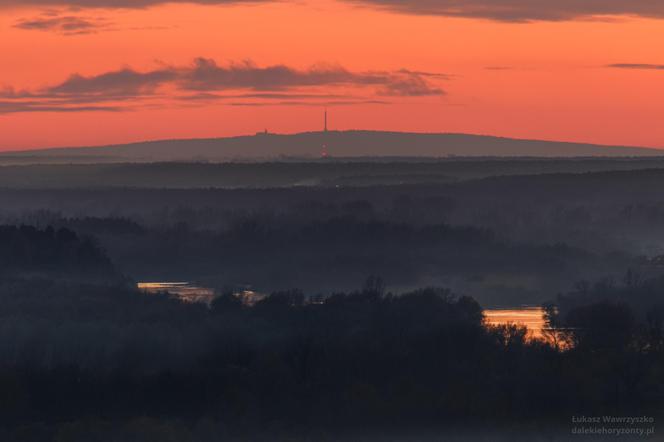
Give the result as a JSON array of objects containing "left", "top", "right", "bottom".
[{"left": 1, "top": 0, "right": 664, "bottom": 151}]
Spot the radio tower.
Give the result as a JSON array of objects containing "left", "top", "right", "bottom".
[{"left": 321, "top": 108, "right": 329, "bottom": 158}]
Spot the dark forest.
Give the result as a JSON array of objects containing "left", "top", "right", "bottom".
[{"left": 1, "top": 160, "right": 663, "bottom": 440}]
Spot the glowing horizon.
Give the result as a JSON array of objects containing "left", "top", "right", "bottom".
[{"left": 2, "top": 0, "right": 664, "bottom": 151}]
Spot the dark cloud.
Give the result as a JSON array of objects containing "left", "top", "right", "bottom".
[
  {"left": 0, "top": 0, "right": 265, "bottom": 8},
  {"left": 346, "top": 0, "right": 664, "bottom": 22},
  {"left": 50, "top": 68, "right": 177, "bottom": 96},
  {"left": 377, "top": 75, "right": 444, "bottom": 96},
  {"left": 608, "top": 63, "right": 664, "bottom": 70},
  {"left": 3, "top": 0, "right": 664, "bottom": 22},
  {"left": 0, "top": 101, "right": 124, "bottom": 114},
  {"left": 32, "top": 58, "right": 444, "bottom": 98},
  {"left": 396, "top": 69, "right": 449, "bottom": 78},
  {"left": 181, "top": 59, "right": 367, "bottom": 91},
  {"left": 176, "top": 58, "right": 443, "bottom": 95},
  {"left": 226, "top": 99, "right": 391, "bottom": 106},
  {"left": 179, "top": 92, "right": 355, "bottom": 101},
  {"left": 0, "top": 58, "right": 444, "bottom": 114},
  {"left": 14, "top": 14, "right": 110, "bottom": 35}
]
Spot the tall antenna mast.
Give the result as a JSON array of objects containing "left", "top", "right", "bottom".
[{"left": 321, "top": 108, "right": 329, "bottom": 158}]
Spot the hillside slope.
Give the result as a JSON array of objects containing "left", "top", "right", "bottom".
[{"left": 1, "top": 131, "right": 661, "bottom": 164}]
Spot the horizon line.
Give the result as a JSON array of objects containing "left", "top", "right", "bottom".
[{"left": 1, "top": 129, "right": 662, "bottom": 155}]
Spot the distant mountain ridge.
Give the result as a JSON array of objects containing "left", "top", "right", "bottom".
[{"left": 1, "top": 131, "right": 661, "bottom": 163}]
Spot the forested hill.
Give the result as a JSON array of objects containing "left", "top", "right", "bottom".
[
  {"left": 0, "top": 225, "right": 116, "bottom": 280},
  {"left": 1, "top": 131, "right": 661, "bottom": 164}
]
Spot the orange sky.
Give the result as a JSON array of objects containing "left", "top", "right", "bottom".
[{"left": 1, "top": 0, "right": 664, "bottom": 150}]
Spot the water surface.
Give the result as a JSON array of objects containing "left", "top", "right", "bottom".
[
  {"left": 484, "top": 307, "right": 547, "bottom": 339},
  {"left": 138, "top": 284, "right": 550, "bottom": 339},
  {"left": 138, "top": 282, "right": 216, "bottom": 304}
]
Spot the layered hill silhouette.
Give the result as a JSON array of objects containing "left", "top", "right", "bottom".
[{"left": 1, "top": 131, "right": 661, "bottom": 164}]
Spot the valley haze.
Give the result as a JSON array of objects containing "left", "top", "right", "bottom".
[{"left": 5, "top": 0, "right": 664, "bottom": 439}]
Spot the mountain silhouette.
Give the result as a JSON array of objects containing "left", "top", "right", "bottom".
[{"left": 1, "top": 131, "right": 661, "bottom": 163}]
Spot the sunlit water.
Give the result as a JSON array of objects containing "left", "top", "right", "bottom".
[
  {"left": 138, "top": 282, "right": 216, "bottom": 304},
  {"left": 137, "top": 282, "right": 266, "bottom": 306},
  {"left": 138, "top": 284, "right": 549, "bottom": 339},
  {"left": 484, "top": 307, "right": 547, "bottom": 339}
]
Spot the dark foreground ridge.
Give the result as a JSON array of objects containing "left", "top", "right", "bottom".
[{"left": 1, "top": 226, "right": 664, "bottom": 441}]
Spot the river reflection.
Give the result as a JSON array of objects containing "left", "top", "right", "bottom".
[
  {"left": 138, "top": 282, "right": 216, "bottom": 304},
  {"left": 138, "top": 284, "right": 550, "bottom": 339},
  {"left": 138, "top": 282, "right": 266, "bottom": 306},
  {"left": 484, "top": 307, "right": 547, "bottom": 339}
]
